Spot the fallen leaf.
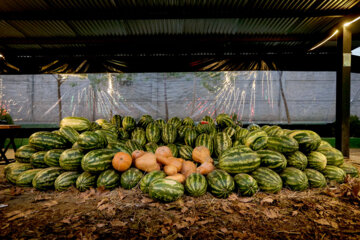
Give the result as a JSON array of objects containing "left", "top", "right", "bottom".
[
  {"left": 264, "top": 209, "right": 279, "bottom": 219},
  {"left": 261, "top": 197, "right": 274, "bottom": 205},
  {"left": 1, "top": 223, "right": 9, "bottom": 230},
  {"left": 220, "top": 227, "right": 228, "bottom": 233},
  {"left": 97, "top": 223, "right": 105, "bottom": 228},
  {"left": 198, "top": 218, "right": 214, "bottom": 225},
  {"left": 292, "top": 210, "right": 299, "bottom": 216},
  {"left": 314, "top": 219, "right": 330, "bottom": 226},
  {"left": 98, "top": 203, "right": 113, "bottom": 211},
  {"left": 61, "top": 217, "right": 71, "bottom": 224},
  {"left": 330, "top": 221, "right": 339, "bottom": 229},
  {"left": 184, "top": 217, "right": 198, "bottom": 225},
  {"left": 33, "top": 195, "right": 51, "bottom": 202},
  {"left": 110, "top": 220, "right": 127, "bottom": 227},
  {"left": 7, "top": 210, "right": 33, "bottom": 221},
  {"left": 43, "top": 200, "right": 58, "bottom": 208},
  {"left": 228, "top": 193, "right": 238, "bottom": 201},
  {"left": 117, "top": 190, "right": 125, "bottom": 200},
  {"left": 233, "top": 231, "right": 246, "bottom": 238},
  {"left": 238, "top": 197, "right": 253, "bottom": 203},
  {"left": 181, "top": 206, "right": 189, "bottom": 213},
  {"left": 173, "top": 221, "right": 188, "bottom": 229},
  {"left": 141, "top": 197, "right": 153, "bottom": 203},
  {"left": 222, "top": 204, "right": 234, "bottom": 214},
  {"left": 97, "top": 198, "right": 109, "bottom": 208},
  {"left": 160, "top": 227, "right": 169, "bottom": 234},
  {"left": 5, "top": 210, "right": 22, "bottom": 218},
  {"left": 10, "top": 187, "right": 23, "bottom": 196}
]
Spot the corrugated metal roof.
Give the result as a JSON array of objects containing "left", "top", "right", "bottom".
[{"left": 7, "top": 20, "right": 76, "bottom": 37}]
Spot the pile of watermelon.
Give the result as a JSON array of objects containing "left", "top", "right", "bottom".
[{"left": 4, "top": 114, "right": 360, "bottom": 203}]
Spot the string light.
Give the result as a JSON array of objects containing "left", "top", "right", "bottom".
[
  {"left": 344, "top": 16, "right": 360, "bottom": 27},
  {"left": 309, "top": 30, "right": 339, "bottom": 51},
  {"left": 0, "top": 53, "right": 4, "bottom": 59}
]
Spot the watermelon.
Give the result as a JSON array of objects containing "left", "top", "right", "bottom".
[
  {"left": 16, "top": 169, "right": 42, "bottom": 187},
  {"left": 184, "top": 128, "right": 198, "bottom": 147},
  {"left": 101, "top": 123, "right": 119, "bottom": 134},
  {"left": 55, "top": 171, "right": 81, "bottom": 191},
  {"left": 216, "top": 114, "right": 234, "bottom": 129},
  {"left": 196, "top": 122, "right": 215, "bottom": 134},
  {"left": 307, "top": 151, "right": 327, "bottom": 171},
  {"left": 111, "top": 114, "right": 122, "bottom": 128},
  {"left": 145, "top": 142, "right": 159, "bottom": 153},
  {"left": 167, "top": 144, "right": 179, "bottom": 157},
  {"left": 138, "top": 114, "right": 153, "bottom": 128},
  {"left": 15, "top": 145, "right": 37, "bottom": 163},
  {"left": 185, "top": 173, "right": 208, "bottom": 197},
  {"left": 287, "top": 130, "right": 321, "bottom": 153},
  {"left": 317, "top": 140, "right": 333, "bottom": 151},
  {"left": 247, "top": 123, "right": 261, "bottom": 131},
  {"left": 182, "top": 117, "right": 194, "bottom": 126},
  {"left": 303, "top": 169, "right": 327, "bottom": 188},
  {"left": 59, "top": 149, "right": 84, "bottom": 171},
  {"left": 95, "top": 119, "right": 108, "bottom": 126},
  {"left": 321, "top": 165, "right": 346, "bottom": 183},
  {"left": 234, "top": 173, "right": 258, "bottom": 196},
  {"left": 261, "top": 125, "right": 270, "bottom": 131},
  {"left": 118, "top": 128, "right": 130, "bottom": 140},
  {"left": 59, "top": 126, "right": 79, "bottom": 144},
  {"left": 223, "top": 127, "right": 236, "bottom": 139},
  {"left": 317, "top": 148, "right": 344, "bottom": 166},
  {"left": 168, "top": 117, "right": 182, "bottom": 129},
  {"left": 89, "top": 122, "right": 101, "bottom": 131},
  {"left": 146, "top": 122, "right": 161, "bottom": 143},
  {"left": 81, "top": 149, "right": 118, "bottom": 173},
  {"left": 280, "top": 167, "right": 308, "bottom": 191},
  {"left": 122, "top": 116, "right": 136, "bottom": 131},
  {"left": 125, "top": 139, "right": 143, "bottom": 152},
  {"left": 267, "top": 136, "right": 299, "bottom": 154},
  {"left": 264, "top": 126, "right": 283, "bottom": 137},
  {"left": 155, "top": 119, "right": 166, "bottom": 130},
  {"left": 177, "top": 125, "right": 191, "bottom": 140},
  {"left": 120, "top": 168, "right": 143, "bottom": 189},
  {"left": 235, "top": 128, "right": 249, "bottom": 141},
  {"left": 44, "top": 149, "right": 64, "bottom": 167},
  {"left": 339, "top": 163, "right": 359, "bottom": 178},
  {"left": 77, "top": 131, "right": 107, "bottom": 150},
  {"left": 213, "top": 132, "right": 232, "bottom": 157},
  {"left": 95, "top": 129, "right": 118, "bottom": 144},
  {"left": 72, "top": 141, "right": 81, "bottom": 149},
  {"left": 251, "top": 136, "right": 268, "bottom": 151},
  {"left": 5, "top": 162, "right": 33, "bottom": 184},
  {"left": 257, "top": 150, "right": 287, "bottom": 173},
  {"left": 97, "top": 169, "right": 120, "bottom": 190},
  {"left": 32, "top": 167, "right": 63, "bottom": 190},
  {"left": 52, "top": 130, "right": 61, "bottom": 135},
  {"left": 149, "top": 178, "right": 184, "bottom": 202},
  {"left": 140, "top": 170, "right": 167, "bottom": 194},
  {"left": 131, "top": 128, "right": 147, "bottom": 146},
  {"left": 60, "top": 116, "right": 91, "bottom": 132},
  {"left": 179, "top": 145, "right": 193, "bottom": 160},
  {"left": 30, "top": 151, "right": 48, "bottom": 168},
  {"left": 107, "top": 142, "right": 131, "bottom": 155},
  {"left": 29, "top": 131, "right": 69, "bottom": 150},
  {"left": 286, "top": 151, "right": 308, "bottom": 171},
  {"left": 218, "top": 147, "right": 260, "bottom": 174},
  {"left": 251, "top": 167, "right": 283, "bottom": 193},
  {"left": 207, "top": 169, "right": 235, "bottom": 198},
  {"left": 202, "top": 115, "right": 215, "bottom": 125},
  {"left": 232, "top": 140, "right": 242, "bottom": 147},
  {"left": 162, "top": 123, "right": 177, "bottom": 144},
  {"left": 243, "top": 130, "right": 267, "bottom": 149},
  {"left": 195, "top": 134, "right": 213, "bottom": 155},
  {"left": 76, "top": 172, "right": 97, "bottom": 192}
]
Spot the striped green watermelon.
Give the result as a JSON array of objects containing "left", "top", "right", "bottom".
[
  {"left": 247, "top": 123, "right": 261, "bottom": 131},
  {"left": 15, "top": 145, "right": 38, "bottom": 163},
  {"left": 125, "top": 139, "right": 143, "bottom": 152},
  {"left": 95, "top": 129, "right": 118, "bottom": 144},
  {"left": 30, "top": 151, "right": 48, "bottom": 168},
  {"left": 97, "top": 169, "right": 120, "bottom": 190},
  {"left": 321, "top": 165, "right": 346, "bottom": 183},
  {"left": 76, "top": 172, "right": 97, "bottom": 192},
  {"left": 77, "top": 131, "right": 107, "bottom": 150},
  {"left": 16, "top": 169, "right": 42, "bottom": 187},
  {"left": 122, "top": 116, "right": 136, "bottom": 131},
  {"left": 89, "top": 122, "right": 101, "bottom": 131},
  {"left": 162, "top": 123, "right": 177, "bottom": 144},
  {"left": 339, "top": 163, "right": 359, "bottom": 178},
  {"left": 107, "top": 142, "right": 131, "bottom": 155},
  {"left": 261, "top": 125, "right": 270, "bottom": 131},
  {"left": 52, "top": 130, "right": 61, "bottom": 135},
  {"left": 213, "top": 132, "right": 232, "bottom": 157},
  {"left": 179, "top": 145, "right": 193, "bottom": 160},
  {"left": 251, "top": 136, "right": 268, "bottom": 151},
  {"left": 5, "top": 162, "right": 33, "bottom": 184},
  {"left": 303, "top": 169, "right": 327, "bottom": 188},
  {"left": 280, "top": 167, "right": 308, "bottom": 191},
  {"left": 182, "top": 117, "right": 194, "bottom": 126},
  {"left": 81, "top": 149, "right": 117, "bottom": 173},
  {"left": 234, "top": 173, "right": 258, "bottom": 196},
  {"left": 223, "top": 127, "right": 236, "bottom": 139},
  {"left": 216, "top": 114, "right": 234, "bottom": 129},
  {"left": 317, "top": 148, "right": 344, "bottom": 166},
  {"left": 145, "top": 142, "right": 159, "bottom": 153},
  {"left": 96, "top": 119, "right": 108, "bottom": 126},
  {"left": 218, "top": 147, "right": 260, "bottom": 174},
  {"left": 286, "top": 151, "right": 308, "bottom": 171},
  {"left": 251, "top": 167, "right": 283, "bottom": 193},
  {"left": 184, "top": 128, "right": 198, "bottom": 147},
  {"left": 168, "top": 117, "right": 182, "bottom": 129},
  {"left": 264, "top": 126, "right": 283, "bottom": 137},
  {"left": 111, "top": 114, "right": 122, "bottom": 128},
  {"left": 287, "top": 130, "right": 321, "bottom": 153},
  {"left": 140, "top": 170, "right": 167, "bottom": 194},
  {"left": 196, "top": 122, "right": 215, "bottom": 134},
  {"left": 307, "top": 151, "right": 327, "bottom": 171},
  {"left": 149, "top": 178, "right": 184, "bottom": 202},
  {"left": 267, "top": 136, "right": 299, "bottom": 154},
  {"left": 243, "top": 130, "right": 267, "bottom": 150},
  {"left": 257, "top": 150, "right": 287, "bottom": 173},
  {"left": 155, "top": 119, "right": 166, "bottom": 130},
  {"left": 118, "top": 128, "right": 130, "bottom": 140},
  {"left": 60, "top": 117, "right": 91, "bottom": 132},
  {"left": 29, "top": 131, "right": 69, "bottom": 150},
  {"left": 202, "top": 115, "right": 215, "bottom": 125},
  {"left": 207, "top": 169, "right": 235, "bottom": 198},
  {"left": 167, "top": 144, "right": 179, "bottom": 157},
  {"left": 32, "top": 167, "right": 63, "bottom": 190},
  {"left": 44, "top": 149, "right": 64, "bottom": 167},
  {"left": 120, "top": 168, "right": 143, "bottom": 189},
  {"left": 317, "top": 140, "right": 333, "bottom": 151},
  {"left": 146, "top": 122, "right": 161, "bottom": 143},
  {"left": 235, "top": 128, "right": 249, "bottom": 141},
  {"left": 55, "top": 171, "right": 81, "bottom": 191},
  {"left": 177, "top": 125, "right": 191, "bottom": 140},
  {"left": 59, "top": 149, "right": 84, "bottom": 171},
  {"left": 59, "top": 126, "right": 79, "bottom": 144},
  {"left": 232, "top": 140, "right": 242, "bottom": 147},
  {"left": 195, "top": 134, "right": 213, "bottom": 155},
  {"left": 185, "top": 173, "right": 208, "bottom": 197},
  {"left": 131, "top": 128, "right": 147, "bottom": 146},
  {"left": 138, "top": 114, "right": 153, "bottom": 128}
]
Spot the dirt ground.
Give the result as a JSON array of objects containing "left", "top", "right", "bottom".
[{"left": 1, "top": 150, "right": 360, "bottom": 239}]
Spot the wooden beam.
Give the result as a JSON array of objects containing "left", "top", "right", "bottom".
[{"left": 336, "top": 26, "right": 352, "bottom": 157}]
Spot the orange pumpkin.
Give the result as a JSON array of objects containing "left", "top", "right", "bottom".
[
  {"left": 192, "top": 146, "right": 213, "bottom": 163},
  {"left": 112, "top": 152, "right": 132, "bottom": 172}
]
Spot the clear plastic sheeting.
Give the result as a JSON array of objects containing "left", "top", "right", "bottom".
[{"left": 1, "top": 71, "right": 360, "bottom": 124}]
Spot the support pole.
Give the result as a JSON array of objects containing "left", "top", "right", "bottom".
[{"left": 335, "top": 26, "right": 351, "bottom": 157}]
